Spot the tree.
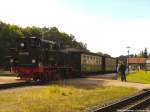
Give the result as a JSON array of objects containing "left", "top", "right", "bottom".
[
  {"left": 22, "top": 26, "right": 41, "bottom": 38},
  {"left": 144, "top": 48, "right": 148, "bottom": 58},
  {"left": 130, "top": 54, "right": 134, "bottom": 58},
  {"left": 0, "top": 21, "right": 88, "bottom": 66},
  {"left": 0, "top": 22, "right": 23, "bottom": 62},
  {"left": 118, "top": 55, "right": 127, "bottom": 62},
  {"left": 97, "top": 52, "right": 103, "bottom": 55}
]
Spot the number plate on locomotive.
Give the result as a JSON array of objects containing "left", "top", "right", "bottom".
[{"left": 19, "top": 52, "right": 29, "bottom": 55}]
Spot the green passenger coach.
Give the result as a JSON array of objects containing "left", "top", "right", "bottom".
[
  {"left": 105, "top": 57, "right": 117, "bottom": 72},
  {"left": 81, "top": 54, "right": 102, "bottom": 72}
]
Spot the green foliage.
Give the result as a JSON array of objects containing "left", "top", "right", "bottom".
[
  {"left": 0, "top": 21, "right": 87, "bottom": 66},
  {"left": 127, "top": 70, "right": 150, "bottom": 84},
  {"left": 123, "top": 47, "right": 149, "bottom": 58},
  {"left": 22, "top": 26, "right": 41, "bottom": 38},
  {"left": 0, "top": 85, "right": 137, "bottom": 112},
  {"left": 144, "top": 48, "right": 148, "bottom": 58},
  {"left": 0, "top": 22, "right": 24, "bottom": 64}
]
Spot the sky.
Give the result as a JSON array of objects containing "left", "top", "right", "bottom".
[{"left": 0, "top": 0, "right": 150, "bottom": 57}]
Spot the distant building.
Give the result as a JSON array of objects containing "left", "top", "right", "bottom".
[
  {"left": 127, "top": 58, "right": 146, "bottom": 70},
  {"left": 145, "top": 58, "right": 150, "bottom": 70},
  {"left": 128, "top": 58, "right": 146, "bottom": 64}
]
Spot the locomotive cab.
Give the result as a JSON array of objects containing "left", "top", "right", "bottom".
[
  {"left": 10, "top": 37, "right": 56, "bottom": 80},
  {"left": 11, "top": 37, "right": 55, "bottom": 66}
]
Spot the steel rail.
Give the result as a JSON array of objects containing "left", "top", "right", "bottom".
[{"left": 86, "top": 89, "right": 150, "bottom": 112}]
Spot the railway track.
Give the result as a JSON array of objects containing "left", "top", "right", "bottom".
[
  {"left": 0, "top": 81, "right": 45, "bottom": 90},
  {"left": 87, "top": 89, "right": 150, "bottom": 112}
]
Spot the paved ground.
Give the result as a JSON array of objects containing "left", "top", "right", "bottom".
[
  {"left": 86, "top": 73, "right": 118, "bottom": 79},
  {"left": 0, "top": 73, "right": 150, "bottom": 90},
  {"left": 89, "top": 78, "right": 150, "bottom": 90},
  {"left": 0, "top": 76, "right": 20, "bottom": 84},
  {"left": 58, "top": 73, "right": 150, "bottom": 90}
]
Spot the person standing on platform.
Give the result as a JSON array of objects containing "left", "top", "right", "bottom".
[{"left": 119, "top": 62, "right": 127, "bottom": 82}]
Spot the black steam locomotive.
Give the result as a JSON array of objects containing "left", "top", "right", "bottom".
[{"left": 10, "top": 37, "right": 117, "bottom": 81}]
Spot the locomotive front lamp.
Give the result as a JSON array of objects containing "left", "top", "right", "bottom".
[
  {"left": 20, "top": 43, "right": 25, "bottom": 47},
  {"left": 10, "top": 59, "right": 14, "bottom": 63},
  {"left": 32, "top": 59, "right": 36, "bottom": 63}
]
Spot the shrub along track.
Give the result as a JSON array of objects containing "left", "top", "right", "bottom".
[{"left": 87, "top": 89, "right": 150, "bottom": 112}]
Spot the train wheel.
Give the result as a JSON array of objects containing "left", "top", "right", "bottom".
[
  {"left": 47, "top": 71, "right": 53, "bottom": 81},
  {"left": 38, "top": 74, "right": 47, "bottom": 82},
  {"left": 33, "top": 76, "right": 38, "bottom": 81},
  {"left": 53, "top": 71, "right": 61, "bottom": 81},
  {"left": 43, "top": 73, "right": 50, "bottom": 82},
  {"left": 71, "top": 69, "right": 80, "bottom": 78},
  {"left": 46, "top": 73, "right": 51, "bottom": 82},
  {"left": 65, "top": 69, "right": 71, "bottom": 79}
]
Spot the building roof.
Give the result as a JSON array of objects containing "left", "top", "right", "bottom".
[
  {"left": 61, "top": 48, "right": 89, "bottom": 53},
  {"left": 128, "top": 58, "right": 146, "bottom": 64}
]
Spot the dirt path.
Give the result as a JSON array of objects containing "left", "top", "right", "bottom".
[
  {"left": 88, "top": 78, "right": 150, "bottom": 90},
  {"left": 57, "top": 77, "right": 150, "bottom": 90},
  {"left": 0, "top": 76, "right": 20, "bottom": 84},
  {"left": 0, "top": 74, "right": 149, "bottom": 90}
]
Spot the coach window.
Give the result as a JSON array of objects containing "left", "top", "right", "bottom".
[
  {"left": 90, "top": 56, "right": 92, "bottom": 60},
  {"left": 96, "top": 58, "right": 99, "bottom": 64},
  {"left": 83, "top": 55, "right": 86, "bottom": 58},
  {"left": 99, "top": 59, "right": 101, "bottom": 64},
  {"left": 97, "top": 58, "right": 100, "bottom": 64},
  {"left": 96, "top": 57, "right": 98, "bottom": 64},
  {"left": 97, "top": 58, "right": 99, "bottom": 64},
  {"left": 95, "top": 57, "right": 97, "bottom": 64},
  {"left": 83, "top": 59, "right": 86, "bottom": 64},
  {"left": 86, "top": 55, "right": 88, "bottom": 59},
  {"left": 96, "top": 61, "right": 98, "bottom": 64},
  {"left": 93, "top": 57, "right": 95, "bottom": 64}
]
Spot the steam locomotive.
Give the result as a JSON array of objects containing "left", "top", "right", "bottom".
[{"left": 10, "top": 37, "right": 117, "bottom": 81}]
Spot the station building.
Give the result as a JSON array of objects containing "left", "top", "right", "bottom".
[{"left": 127, "top": 58, "right": 150, "bottom": 71}]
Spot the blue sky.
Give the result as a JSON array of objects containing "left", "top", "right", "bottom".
[
  {"left": 0, "top": 0, "right": 150, "bottom": 57},
  {"left": 111, "top": 0, "right": 150, "bottom": 19},
  {"left": 59, "top": 0, "right": 112, "bottom": 16},
  {"left": 59, "top": 0, "right": 150, "bottom": 19}
]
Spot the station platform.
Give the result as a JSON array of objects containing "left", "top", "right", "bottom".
[
  {"left": 58, "top": 75, "right": 150, "bottom": 90},
  {"left": 0, "top": 73, "right": 149, "bottom": 90},
  {"left": 86, "top": 73, "right": 117, "bottom": 79},
  {"left": 88, "top": 78, "right": 150, "bottom": 90},
  {"left": 0, "top": 76, "right": 20, "bottom": 84}
]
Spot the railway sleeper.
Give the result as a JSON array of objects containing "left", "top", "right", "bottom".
[
  {"left": 125, "top": 96, "right": 150, "bottom": 111},
  {"left": 88, "top": 90, "right": 150, "bottom": 112}
]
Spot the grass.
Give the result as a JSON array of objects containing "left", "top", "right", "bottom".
[
  {"left": 126, "top": 70, "right": 150, "bottom": 84},
  {"left": 0, "top": 85, "right": 137, "bottom": 112}
]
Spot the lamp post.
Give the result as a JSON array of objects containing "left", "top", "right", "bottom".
[{"left": 126, "top": 46, "right": 131, "bottom": 73}]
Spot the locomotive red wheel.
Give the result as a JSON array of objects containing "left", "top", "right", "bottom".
[
  {"left": 53, "top": 70, "right": 62, "bottom": 81},
  {"left": 33, "top": 76, "right": 38, "bottom": 81}
]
